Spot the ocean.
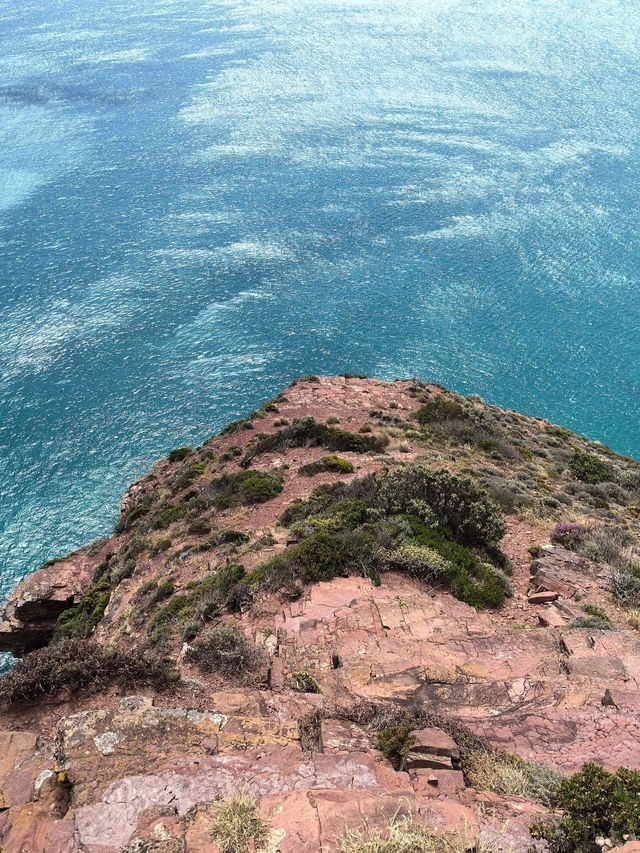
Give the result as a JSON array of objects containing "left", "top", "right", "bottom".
[{"left": 0, "top": 0, "right": 639, "bottom": 601}]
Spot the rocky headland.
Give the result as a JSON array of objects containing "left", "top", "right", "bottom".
[{"left": 0, "top": 376, "right": 639, "bottom": 853}]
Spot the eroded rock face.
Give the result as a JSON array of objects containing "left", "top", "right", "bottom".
[{"left": 0, "top": 546, "right": 109, "bottom": 654}]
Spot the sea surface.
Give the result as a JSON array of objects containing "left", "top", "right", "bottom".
[{"left": 1, "top": 0, "right": 639, "bottom": 602}]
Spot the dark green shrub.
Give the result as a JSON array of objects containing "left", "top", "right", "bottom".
[
  {"left": 186, "top": 625, "right": 261, "bottom": 679},
  {"left": 531, "top": 763, "right": 640, "bottom": 853},
  {"left": 168, "top": 447, "right": 193, "bottom": 463},
  {"left": 299, "top": 455, "right": 355, "bottom": 476},
  {"left": 212, "top": 529, "right": 251, "bottom": 546},
  {"left": 206, "top": 471, "right": 283, "bottom": 509},
  {"left": 215, "top": 563, "right": 246, "bottom": 596},
  {"left": 242, "top": 417, "right": 388, "bottom": 467},
  {"left": 568, "top": 616, "right": 612, "bottom": 631},
  {"left": 174, "top": 462, "right": 207, "bottom": 491},
  {"left": 569, "top": 451, "right": 614, "bottom": 484},
  {"left": 152, "top": 502, "right": 190, "bottom": 530},
  {"left": 375, "top": 724, "right": 414, "bottom": 770},
  {"left": 256, "top": 528, "right": 379, "bottom": 589},
  {"left": 0, "top": 640, "right": 176, "bottom": 706},
  {"left": 116, "top": 498, "right": 153, "bottom": 533}
]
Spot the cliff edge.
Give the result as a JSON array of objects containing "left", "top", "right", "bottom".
[{"left": 1, "top": 376, "right": 639, "bottom": 853}]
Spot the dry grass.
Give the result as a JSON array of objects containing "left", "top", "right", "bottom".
[
  {"left": 625, "top": 608, "right": 640, "bottom": 630},
  {"left": 338, "top": 814, "right": 505, "bottom": 853},
  {"left": 465, "top": 749, "right": 562, "bottom": 806},
  {"left": 211, "top": 790, "right": 269, "bottom": 853}
]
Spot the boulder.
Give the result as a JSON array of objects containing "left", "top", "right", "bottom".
[
  {"left": 528, "top": 591, "right": 559, "bottom": 604},
  {"left": 405, "top": 727, "right": 461, "bottom": 771}
]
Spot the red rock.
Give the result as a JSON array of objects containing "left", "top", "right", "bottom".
[{"left": 528, "top": 591, "right": 558, "bottom": 604}]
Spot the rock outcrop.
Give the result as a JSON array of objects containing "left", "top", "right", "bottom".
[{"left": 0, "top": 375, "right": 639, "bottom": 852}]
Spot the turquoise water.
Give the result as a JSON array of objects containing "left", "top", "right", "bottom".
[{"left": 1, "top": 0, "right": 639, "bottom": 601}]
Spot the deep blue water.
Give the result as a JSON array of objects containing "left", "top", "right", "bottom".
[{"left": 1, "top": 0, "right": 639, "bottom": 601}]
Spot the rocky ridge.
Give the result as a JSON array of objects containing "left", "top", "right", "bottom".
[{"left": 0, "top": 375, "right": 639, "bottom": 852}]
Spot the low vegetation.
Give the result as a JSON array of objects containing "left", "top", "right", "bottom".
[
  {"left": 147, "top": 565, "right": 247, "bottom": 643},
  {"left": 375, "top": 724, "right": 414, "bottom": 770},
  {"left": 531, "top": 763, "right": 640, "bottom": 853},
  {"left": 211, "top": 790, "right": 269, "bottom": 853},
  {"left": 466, "top": 748, "right": 563, "bottom": 805},
  {"left": 299, "top": 455, "right": 355, "bottom": 476},
  {"left": 291, "top": 671, "right": 322, "bottom": 693},
  {"left": 242, "top": 417, "right": 388, "bottom": 467},
  {"left": 250, "top": 465, "right": 510, "bottom": 608},
  {"left": 569, "top": 450, "right": 614, "bottom": 484},
  {"left": 338, "top": 815, "right": 480, "bottom": 853},
  {"left": 204, "top": 470, "right": 283, "bottom": 509},
  {"left": 186, "top": 624, "right": 262, "bottom": 680},
  {"left": 0, "top": 640, "right": 176, "bottom": 707}
]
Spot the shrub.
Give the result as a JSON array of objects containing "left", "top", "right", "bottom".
[
  {"left": 375, "top": 724, "right": 414, "bottom": 771},
  {"left": 0, "top": 640, "right": 175, "bottom": 706},
  {"left": 205, "top": 471, "right": 283, "bottom": 509},
  {"left": 242, "top": 417, "right": 388, "bottom": 466},
  {"left": 186, "top": 625, "right": 261, "bottom": 679},
  {"left": 55, "top": 579, "right": 112, "bottom": 640},
  {"left": 568, "top": 616, "right": 612, "bottom": 631},
  {"left": 348, "top": 466, "right": 505, "bottom": 547},
  {"left": 581, "top": 602, "right": 611, "bottom": 623},
  {"left": 152, "top": 502, "right": 190, "bottom": 530},
  {"left": 531, "top": 763, "right": 640, "bottom": 853},
  {"left": 416, "top": 397, "right": 468, "bottom": 424},
  {"left": 380, "top": 543, "right": 450, "bottom": 582},
  {"left": 584, "top": 525, "right": 634, "bottom": 565},
  {"left": 291, "top": 671, "right": 321, "bottom": 693},
  {"left": 211, "top": 791, "right": 269, "bottom": 853},
  {"left": 299, "top": 455, "right": 355, "bottom": 476},
  {"left": 148, "top": 566, "right": 246, "bottom": 639},
  {"left": 611, "top": 564, "right": 640, "bottom": 606},
  {"left": 189, "top": 519, "right": 212, "bottom": 536},
  {"left": 255, "top": 529, "right": 379, "bottom": 590},
  {"left": 168, "top": 447, "right": 193, "bottom": 463},
  {"left": 569, "top": 451, "right": 613, "bottom": 484},
  {"left": 550, "top": 523, "right": 590, "bottom": 549},
  {"left": 402, "top": 517, "right": 513, "bottom": 608}
]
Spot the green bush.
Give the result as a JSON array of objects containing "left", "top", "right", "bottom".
[
  {"left": 242, "top": 417, "right": 388, "bottom": 466},
  {"left": 348, "top": 465, "right": 505, "bottom": 547},
  {"left": 168, "top": 446, "right": 193, "bottom": 463},
  {"left": 299, "top": 455, "right": 355, "bottom": 476},
  {"left": 255, "top": 528, "right": 379, "bottom": 590},
  {"left": 206, "top": 471, "right": 283, "bottom": 509},
  {"left": 0, "top": 640, "right": 176, "bottom": 706},
  {"left": 531, "top": 763, "right": 640, "bottom": 853},
  {"left": 569, "top": 451, "right": 614, "bottom": 484},
  {"left": 375, "top": 724, "right": 414, "bottom": 770},
  {"left": 148, "top": 566, "right": 246, "bottom": 640},
  {"left": 55, "top": 575, "right": 113, "bottom": 640},
  {"left": 186, "top": 624, "right": 261, "bottom": 679},
  {"left": 416, "top": 397, "right": 468, "bottom": 424},
  {"left": 152, "top": 502, "right": 190, "bottom": 530}
]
